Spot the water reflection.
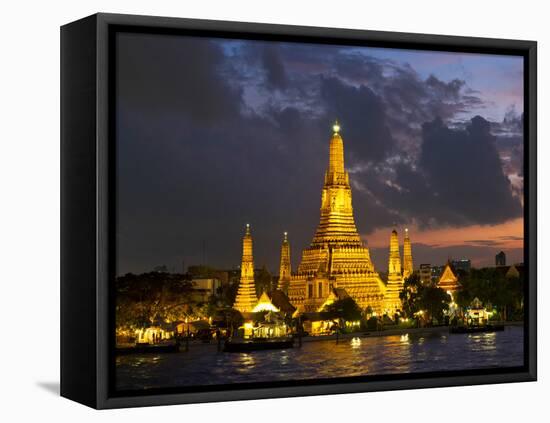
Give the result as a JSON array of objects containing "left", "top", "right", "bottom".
[
  {"left": 116, "top": 326, "right": 524, "bottom": 391},
  {"left": 350, "top": 337, "right": 362, "bottom": 349},
  {"left": 279, "top": 352, "right": 289, "bottom": 365}
]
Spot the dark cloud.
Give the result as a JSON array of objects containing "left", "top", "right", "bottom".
[
  {"left": 350, "top": 116, "right": 523, "bottom": 231},
  {"left": 117, "top": 33, "right": 242, "bottom": 123},
  {"left": 416, "top": 116, "right": 522, "bottom": 225},
  {"left": 320, "top": 77, "right": 396, "bottom": 162},
  {"left": 331, "top": 53, "right": 485, "bottom": 131},
  {"left": 334, "top": 53, "right": 386, "bottom": 88},
  {"left": 261, "top": 45, "right": 287, "bottom": 90},
  {"left": 115, "top": 33, "right": 523, "bottom": 274}
]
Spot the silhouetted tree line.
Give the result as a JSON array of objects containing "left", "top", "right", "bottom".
[
  {"left": 455, "top": 267, "right": 524, "bottom": 320},
  {"left": 116, "top": 272, "right": 194, "bottom": 329}
]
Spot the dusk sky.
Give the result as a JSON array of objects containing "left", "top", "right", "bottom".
[{"left": 115, "top": 32, "right": 524, "bottom": 275}]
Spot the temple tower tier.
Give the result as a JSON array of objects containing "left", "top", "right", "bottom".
[{"left": 233, "top": 224, "right": 258, "bottom": 313}]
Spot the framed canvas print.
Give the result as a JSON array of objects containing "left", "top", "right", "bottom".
[{"left": 60, "top": 13, "right": 537, "bottom": 409}]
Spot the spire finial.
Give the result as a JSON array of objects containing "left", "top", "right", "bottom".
[
  {"left": 245, "top": 223, "right": 250, "bottom": 235},
  {"left": 332, "top": 120, "right": 340, "bottom": 135},
  {"left": 284, "top": 231, "right": 288, "bottom": 241}
]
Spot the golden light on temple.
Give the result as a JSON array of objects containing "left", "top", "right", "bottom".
[
  {"left": 252, "top": 292, "right": 280, "bottom": 312},
  {"left": 403, "top": 228, "right": 413, "bottom": 279},
  {"left": 277, "top": 231, "right": 292, "bottom": 293},
  {"left": 385, "top": 228, "right": 409, "bottom": 315},
  {"left": 232, "top": 121, "right": 416, "bottom": 318},
  {"left": 287, "top": 122, "right": 390, "bottom": 314},
  {"left": 437, "top": 262, "right": 460, "bottom": 293},
  {"left": 233, "top": 224, "right": 258, "bottom": 313}
]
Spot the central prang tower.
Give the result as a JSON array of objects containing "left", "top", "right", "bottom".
[{"left": 288, "top": 122, "right": 386, "bottom": 313}]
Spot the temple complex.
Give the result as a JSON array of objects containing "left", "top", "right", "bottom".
[
  {"left": 232, "top": 122, "right": 417, "bottom": 317},
  {"left": 233, "top": 224, "right": 258, "bottom": 313},
  {"left": 277, "top": 232, "right": 291, "bottom": 294},
  {"left": 287, "top": 122, "right": 387, "bottom": 313}
]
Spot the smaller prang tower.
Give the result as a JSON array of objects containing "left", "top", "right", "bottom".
[
  {"left": 233, "top": 224, "right": 258, "bottom": 313},
  {"left": 384, "top": 229, "right": 403, "bottom": 314},
  {"left": 403, "top": 228, "right": 414, "bottom": 279},
  {"left": 277, "top": 232, "right": 292, "bottom": 294}
]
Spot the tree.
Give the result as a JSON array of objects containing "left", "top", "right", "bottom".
[
  {"left": 399, "top": 273, "right": 451, "bottom": 324},
  {"left": 255, "top": 265, "right": 273, "bottom": 296},
  {"left": 399, "top": 273, "right": 423, "bottom": 318},
  {"left": 455, "top": 267, "right": 524, "bottom": 321},
  {"left": 324, "top": 297, "right": 362, "bottom": 322},
  {"left": 219, "top": 280, "right": 239, "bottom": 307},
  {"left": 115, "top": 272, "right": 194, "bottom": 329},
  {"left": 418, "top": 287, "right": 451, "bottom": 325}
]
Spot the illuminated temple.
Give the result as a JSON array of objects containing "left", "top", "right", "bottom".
[
  {"left": 288, "top": 122, "right": 389, "bottom": 314},
  {"left": 277, "top": 232, "right": 291, "bottom": 294},
  {"left": 383, "top": 230, "right": 403, "bottom": 314},
  {"left": 233, "top": 224, "right": 258, "bottom": 313},
  {"left": 233, "top": 122, "right": 415, "bottom": 316}
]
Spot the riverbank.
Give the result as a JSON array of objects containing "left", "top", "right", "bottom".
[
  {"left": 115, "top": 321, "right": 523, "bottom": 351},
  {"left": 300, "top": 321, "right": 524, "bottom": 343}
]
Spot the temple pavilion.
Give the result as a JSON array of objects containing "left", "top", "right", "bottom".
[{"left": 437, "top": 261, "right": 460, "bottom": 294}]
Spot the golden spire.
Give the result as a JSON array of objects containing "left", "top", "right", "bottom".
[
  {"left": 388, "top": 229, "right": 401, "bottom": 275},
  {"left": 384, "top": 228, "right": 405, "bottom": 315},
  {"left": 328, "top": 121, "right": 345, "bottom": 175},
  {"left": 233, "top": 224, "right": 258, "bottom": 313},
  {"left": 277, "top": 231, "right": 292, "bottom": 294},
  {"left": 403, "top": 228, "right": 413, "bottom": 278},
  {"left": 309, "top": 121, "right": 361, "bottom": 248}
]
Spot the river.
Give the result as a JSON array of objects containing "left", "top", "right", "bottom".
[{"left": 115, "top": 325, "right": 524, "bottom": 391}]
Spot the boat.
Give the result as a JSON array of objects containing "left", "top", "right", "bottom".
[
  {"left": 450, "top": 325, "right": 505, "bottom": 334},
  {"left": 116, "top": 342, "right": 180, "bottom": 355},
  {"left": 223, "top": 338, "right": 294, "bottom": 352}
]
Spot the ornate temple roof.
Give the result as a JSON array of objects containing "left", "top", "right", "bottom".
[
  {"left": 253, "top": 291, "right": 280, "bottom": 313},
  {"left": 438, "top": 262, "right": 460, "bottom": 292},
  {"left": 270, "top": 289, "right": 296, "bottom": 313}
]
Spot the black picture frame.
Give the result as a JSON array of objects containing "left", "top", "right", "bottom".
[{"left": 61, "top": 12, "right": 537, "bottom": 409}]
